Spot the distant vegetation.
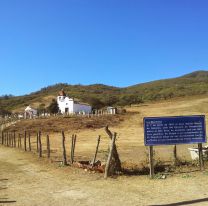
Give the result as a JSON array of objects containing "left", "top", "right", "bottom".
[
  {"left": 1, "top": 70, "right": 208, "bottom": 113},
  {"left": 47, "top": 99, "right": 59, "bottom": 114}
]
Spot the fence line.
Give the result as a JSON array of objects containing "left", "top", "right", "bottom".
[
  {"left": 0, "top": 129, "right": 108, "bottom": 175},
  {"left": 0, "top": 128, "right": 205, "bottom": 179}
]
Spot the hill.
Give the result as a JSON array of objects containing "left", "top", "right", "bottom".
[
  {"left": 1, "top": 70, "right": 208, "bottom": 113},
  {"left": 124, "top": 70, "right": 208, "bottom": 101}
]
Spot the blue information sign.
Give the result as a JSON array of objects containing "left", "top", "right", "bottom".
[{"left": 144, "top": 115, "right": 206, "bottom": 146}]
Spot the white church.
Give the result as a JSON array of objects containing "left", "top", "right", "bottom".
[{"left": 57, "top": 89, "right": 92, "bottom": 114}]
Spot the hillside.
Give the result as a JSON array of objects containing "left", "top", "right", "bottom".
[
  {"left": 124, "top": 70, "right": 208, "bottom": 100},
  {"left": 1, "top": 70, "right": 208, "bottom": 113}
]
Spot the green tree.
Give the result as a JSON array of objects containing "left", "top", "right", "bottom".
[
  {"left": 47, "top": 99, "right": 59, "bottom": 114},
  {"left": 37, "top": 103, "right": 46, "bottom": 114},
  {"left": 103, "top": 95, "right": 119, "bottom": 106},
  {"left": 117, "top": 95, "right": 143, "bottom": 106},
  {"left": 0, "top": 108, "right": 11, "bottom": 116},
  {"left": 83, "top": 96, "right": 105, "bottom": 109}
]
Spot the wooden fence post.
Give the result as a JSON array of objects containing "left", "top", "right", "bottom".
[
  {"left": 11, "top": 133, "right": 14, "bottom": 147},
  {"left": 7, "top": 133, "right": 9, "bottom": 146},
  {"left": 71, "top": 134, "right": 77, "bottom": 164},
  {"left": 24, "top": 131, "right": 27, "bottom": 151},
  {"left": 20, "top": 133, "right": 22, "bottom": 148},
  {"left": 71, "top": 134, "right": 74, "bottom": 164},
  {"left": 6, "top": 132, "right": 9, "bottom": 147},
  {"left": 14, "top": 131, "right": 16, "bottom": 148},
  {"left": 36, "top": 132, "right": 39, "bottom": 152},
  {"left": 198, "top": 143, "right": 204, "bottom": 171},
  {"left": 46, "top": 135, "right": 50, "bottom": 158},
  {"left": 11, "top": 133, "right": 12, "bottom": 147},
  {"left": 8, "top": 132, "right": 11, "bottom": 147},
  {"left": 5, "top": 132, "right": 6, "bottom": 146},
  {"left": 38, "top": 131, "right": 42, "bottom": 157},
  {"left": 3, "top": 132, "right": 5, "bottom": 146},
  {"left": 1, "top": 131, "right": 4, "bottom": 145},
  {"left": 10, "top": 133, "right": 12, "bottom": 147},
  {"left": 62, "top": 131, "right": 67, "bottom": 165},
  {"left": 149, "top": 146, "right": 154, "bottom": 179},
  {"left": 4, "top": 132, "right": 6, "bottom": 146},
  {"left": 9, "top": 133, "right": 11, "bottom": 147},
  {"left": 28, "top": 132, "right": 31, "bottom": 151},
  {"left": 73, "top": 135, "right": 76, "bottom": 162},
  {"left": 18, "top": 134, "right": 20, "bottom": 148},
  {"left": 105, "top": 126, "right": 122, "bottom": 172},
  {"left": 91, "top": 135, "right": 101, "bottom": 166},
  {"left": 104, "top": 133, "right": 116, "bottom": 179}
]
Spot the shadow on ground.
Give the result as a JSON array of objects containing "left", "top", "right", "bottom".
[
  {"left": 0, "top": 178, "right": 16, "bottom": 204},
  {"left": 149, "top": 197, "right": 208, "bottom": 206}
]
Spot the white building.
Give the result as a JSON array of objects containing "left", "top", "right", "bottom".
[
  {"left": 57, "top": 90, "right": 92, "bottom": 114},
  {"left": 24, "top": 106, "right": 37, "bottom": 119},
  {"left": 107, "top": 107, "right": 117, "bottom": 115}
]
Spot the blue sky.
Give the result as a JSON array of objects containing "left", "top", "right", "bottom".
[{"left": 0, "top": 0, "right": 208, "bottom": 96}]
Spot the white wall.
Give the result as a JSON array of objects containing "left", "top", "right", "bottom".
[
  {"left": 57, "top": 96, "right": 91, "bottom": 114},
  {"left": 25, "top": 106, "right": 37, "bottom": 115},
  {"left": 57, "top": 96, "right": 73, "bottom": 114},
  {"left": 74, "top": 103, "right": 92, "bottom": 114}
]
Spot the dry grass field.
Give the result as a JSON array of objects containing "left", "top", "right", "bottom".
[
  {"left": 4, "top": 95, "right": 208, "bottom": 166},
  {"left": 2, "top": 96, "right": 208, "bottom": 205},
  {"left": 0, "top": 97, "right": 208, "bottom": 206}
]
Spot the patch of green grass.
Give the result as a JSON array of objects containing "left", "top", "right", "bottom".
[{"left": 182, "top": 174, "right": 193, "bottom": 178}]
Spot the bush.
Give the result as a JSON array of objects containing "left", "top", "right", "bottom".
[
  {"left": 82, "top": 96, "right": 105, "bottom": 109},
  {"left": 117, "top": 95, "right": 143, "bottom": 106},
  {"left": 0, "top": 108, "right": 11, "bottom": 116},
  {"left": 102, "top": 95, "right": 119, "bottom": 106},
  {"left": 47, "top": 99, "right": 59, "bottom": 114},
  {"left": 37, "top": 103, "right": 46, "bottom": 114}
]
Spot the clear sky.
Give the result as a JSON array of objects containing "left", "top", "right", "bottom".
[{"left": 0, "top": 0, "right": 208, "bottom": 96}]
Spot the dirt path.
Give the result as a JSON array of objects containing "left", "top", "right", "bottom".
[{"left": 1, "top": 146, "right": 208, "bottom": 206}]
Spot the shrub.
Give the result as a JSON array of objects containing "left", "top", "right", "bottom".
[{"left": 47, "top": 99, "right": 59, "bottom": 114}]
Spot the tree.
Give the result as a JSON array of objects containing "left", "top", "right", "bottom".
[
  {"left": 103, "top": 95, "right": 119, "bottom": 106},
  {"left": 37, "top": 103, "right": 46, "bottom": 114},
  {"left": 117, "top": 95, "right": 143, "bottom": 106},
  {"left": 0, "top": 94, "right": 14, "bottom": 100},
  {"left": 83, "top": 96, "right": 105, "bottom": 109},
  {"left": 0, "top": 108, "right": 11, "bottom": 116},
  {"left": 47, "top": 99, "right": 59, "bottom": 114}
]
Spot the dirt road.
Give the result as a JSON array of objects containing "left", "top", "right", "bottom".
[{"left": 1, "top": 146, "right": 208, "bottom": 206}]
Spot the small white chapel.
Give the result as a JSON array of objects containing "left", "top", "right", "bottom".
[{"left": 57, "top": 89, "right": 92, "bottom": 114}]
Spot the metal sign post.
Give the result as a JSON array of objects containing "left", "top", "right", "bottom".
[
  {"left": 149, "top": 146, "right": 154, "bottom": 178},
  {"left": 144, "top": 115, "right": 206, "bottom": 178}
]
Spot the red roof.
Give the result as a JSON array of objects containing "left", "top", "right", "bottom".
[{"left": 58, "top": 89, "right": 66, "bottom": 96}]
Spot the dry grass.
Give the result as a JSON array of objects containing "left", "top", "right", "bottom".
[
  {"left": 2, "top": 95, "right": 208, "bottom": 206},
  {"left": 5, "top": 114, "right": 128, "bottom": 134},
  {"left": 4, "top": 95, "right": 208, "bottom": 166}
]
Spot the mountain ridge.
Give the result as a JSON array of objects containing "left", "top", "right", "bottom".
[{"left": 1, "top": 70, "right": 208, "bottom": 112}]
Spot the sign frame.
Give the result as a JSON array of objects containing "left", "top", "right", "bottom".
[{"left": 144, "top": 115, "right": 206, "bottom": 146}]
